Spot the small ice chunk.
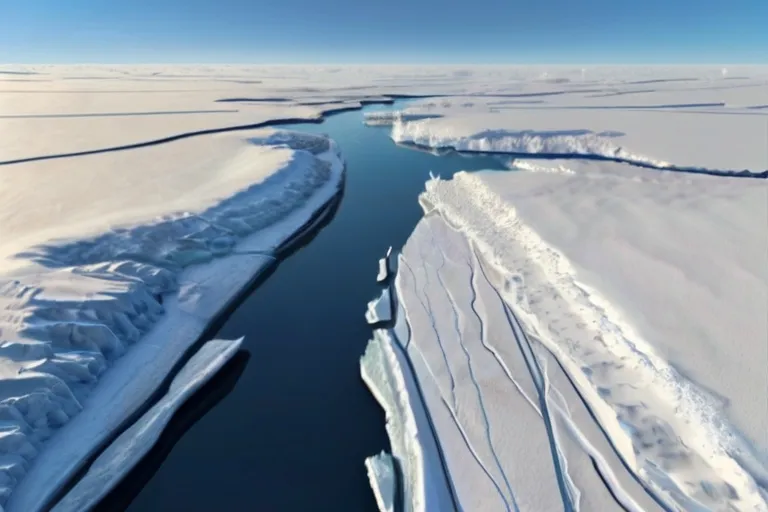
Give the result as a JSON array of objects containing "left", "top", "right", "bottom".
[
  {"left": 365, "top": 288, "right": 392, "bottom": 324},
  {"left": 376, "top": 247, "right": 393, "bottom": 283},
  {"left": 365, "top": 451, "right": 396, "bottom": 512}
]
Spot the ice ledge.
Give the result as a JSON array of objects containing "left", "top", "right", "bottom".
[
  {"left": 391, "top": 119, "right": 768, "bottom": 178},
  {"left": 2, "top": 131, "right": 344, "bottom": 512}
]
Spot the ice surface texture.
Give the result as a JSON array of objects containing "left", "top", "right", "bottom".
[
  {"left": 51, "top": 338, "right": 243, "bottom": 512},
  {"left": 364, "top": 166, "right": 767, "bottom": 511},
  {"left": 0, "top": 131, "right": 343, "bottom": 511}
]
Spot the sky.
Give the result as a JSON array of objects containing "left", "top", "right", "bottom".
[{"left": 2, "top": 0, "right": 767, "bottom": 64}]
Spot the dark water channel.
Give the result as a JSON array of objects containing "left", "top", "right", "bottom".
[{"left": 121, "top": 102, "right": 509, "bottom": 511}]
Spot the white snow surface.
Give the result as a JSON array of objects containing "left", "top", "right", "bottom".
[
  {"left": 51, "top": 337, "right": 243, "bottom": 512},
  {"left": 3, "top": 64, "right": 766, "bottom": 167},
  {"left": 375, "top": 163, "right": 767, "bottom": 511},
  {"left": 2, "top": 64, "right": 767, "bottom": 510},
  {"left": 377, "top": 247, "right": 393, "bottom": 283},
  {"left": 0, "top": 128, "right": 344, "bottom": 511}
]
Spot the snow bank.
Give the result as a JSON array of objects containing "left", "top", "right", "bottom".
[
  {"left": 0, "top": 130, "right": 343, "bottom": 511},
  {"left": 365, "top": 289, "right": 393, "bottom": 325},
  {"left": 390, "top": 110, "right": 768, "bottom": 175},
  {"left": 403, "top": 165, "right": 768, "bottom": 510},
  {"left": 51, "top": 338, "right": 243, "bottom": 512}
]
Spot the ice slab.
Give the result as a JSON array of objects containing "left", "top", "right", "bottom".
[
  {"left": 0, "top": 131, "right": 344, "bottom": 511},
  {"left": 377, "top": 247, "right": 393, "bottom": 283},
  {"left": 390, "top": 165, "right": 767, "bottom": 510},
  {"left": 366, "top": 288, "right": 393, "bottom": 325},
  {"left": 50, "top": 338, "right": 243, "bottom": 512},
  {"left": 361, "top": 329, "right": 456, "bottom": 512}
]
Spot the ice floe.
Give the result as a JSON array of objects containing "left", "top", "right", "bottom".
[{"left": 50, "top": 338, "right": 243, "bottom": 512}]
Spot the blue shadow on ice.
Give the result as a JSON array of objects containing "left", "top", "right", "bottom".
[{"left": 89, "top": 349, "right": 251, "bottom": 512}]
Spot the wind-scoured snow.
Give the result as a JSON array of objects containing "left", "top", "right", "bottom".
[
  {"left": 0, "top": 130, "right": 343, "bottom": 511},
  {"left": 50, "top": 337, "right": 243, "bottom": 512},
  {"left": 370, "top": 162, "right": 767, "bottom": 511}
]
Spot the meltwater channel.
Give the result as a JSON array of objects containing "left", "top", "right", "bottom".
[{"left": 115, "top": 101, "right": 510, "bottom": 511}]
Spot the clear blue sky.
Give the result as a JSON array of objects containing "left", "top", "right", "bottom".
[{"left": 2, "top": 0, "right": 766, "bottom": 64}]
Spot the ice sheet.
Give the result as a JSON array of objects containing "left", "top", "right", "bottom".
[
  {"left": 382, "top": 165, "right": 767, "bottom": 510},
  {"left": 4, "top": 65, "right": 766, "bottom": 166},
  {"left": 0, "top": 131, "right": 344, "bottom": 511},
  {"left": 370, "top": 215, "right": 660, "bottom": 511},
  {"left": 50, "top": 338, "right": 243, "bottom": 512}
]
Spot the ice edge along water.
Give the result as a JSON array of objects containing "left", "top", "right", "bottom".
[
  {"left": 382, "top": 114, "right": 768, "bottom": 178},
  {"left": 0, "top": 131, "right": 344, "bottom": 512},
  {"left": 361, "top": 248, "right": 456, "bottom": 512},
  {"left": 51, "top": 337, "right": 243, "bottom": 512},
  {"left": 421, "top": 171, "right": 768, "bottom": 510}
]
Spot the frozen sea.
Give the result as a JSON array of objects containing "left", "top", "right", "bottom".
[{"left": 2, "top": 65, "right": 765, "bottom": 511}]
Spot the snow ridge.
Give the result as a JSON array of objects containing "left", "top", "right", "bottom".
[{"left": 392, "top": 119, "right": 670, "bottom": 167}]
